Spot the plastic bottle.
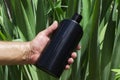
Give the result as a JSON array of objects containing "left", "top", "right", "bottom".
[{"left": 35, "top": 13, "right": 83, "bottom": 78}]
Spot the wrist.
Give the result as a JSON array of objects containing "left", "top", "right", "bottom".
[
  {"left": 25, "top": 41, "right": 40, "bottom": 64},
  {"left": 22, "top": 42, "right": 33, "bottom": 64}
]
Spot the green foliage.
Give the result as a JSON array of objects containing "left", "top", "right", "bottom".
[
  {"left": 112, "top": 69, "right": 120, "bottom": 80},
  {"left": 0, "top": 0, "right": 120, "bottom": 80}
]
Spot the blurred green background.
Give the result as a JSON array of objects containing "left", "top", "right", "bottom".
[{"left": 0, "top": 0, "right": 120, "bottom": 80}]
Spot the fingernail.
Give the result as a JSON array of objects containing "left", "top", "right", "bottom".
[{"left": 53, "top": 20, "right": 58, "bottom": 24}]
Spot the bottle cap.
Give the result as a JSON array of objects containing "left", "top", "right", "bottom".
[{"left": 72, "top": 13, "right": 82, "bottom": 23}]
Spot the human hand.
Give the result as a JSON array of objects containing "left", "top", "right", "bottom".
[{"left": 29, "top": 21, "right": 80, "bottom": 69}]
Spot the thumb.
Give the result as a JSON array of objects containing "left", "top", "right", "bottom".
[{"left": 43, "top": 21, "right": 58, "bottom": 36}]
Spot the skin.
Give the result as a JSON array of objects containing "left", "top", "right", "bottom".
[{"left": 0, "top": 21, "right": 80, "bottom": 69}]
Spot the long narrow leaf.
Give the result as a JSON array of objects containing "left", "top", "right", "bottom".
[
  {"left": 101, "top": 7, "right": 116, "bottom": 80},
  {"left": 87, "top": 0, "right": 100, "bottom": 80},
  {"left": 36, "top": 0, "right": 47, "bottom": 34}
]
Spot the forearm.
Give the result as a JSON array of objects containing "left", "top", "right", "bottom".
[{"left": 0, "top": 41, "right": 31, "bottom": 65}]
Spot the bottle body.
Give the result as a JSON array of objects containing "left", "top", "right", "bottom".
[{"left": 35, "top": 17, "right": 83, "bottom": 78}]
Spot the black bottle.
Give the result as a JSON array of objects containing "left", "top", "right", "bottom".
[{"left": 35, "top": 13, "right": 83, "bottom": 78}]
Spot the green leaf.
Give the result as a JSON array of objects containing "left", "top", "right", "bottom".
[
  {"left": 82, "top": 0, "right": 91, "bottom": 28},
  {"left": 21, "top": 65, "right": 32, "bottom": 80},
  {"left": 101, "top": 8, "right": 116, "bottom": 80},
  {"left": 8, "top": 66, "right": 21, "bottom": 80},
  {"left": 4, "top": 66, "right": 8, "bottom": 80},
  {"left": 9, "top": 0, "right": 34, "bottom": 40},
  {"left": 0, "top": 31, "right": 7, "bottom": 40},
  {"left": 0, "top": 66, "right": 4, "bottom": 80},
  {"left": 36, "top": 0, "right": 47, "bottom": 34},
  {"left": 21, "top": 0, "right": 36, "bottom": 36},
  {"left": 87, "top": 1, "right": 100, "bottom": 79},
  {"left": 66, "top": 0, "right": 78, "bottom": 18},
  {"left": 100, "top": 0, "right": 113, "bottom": 21},
  {"left": 109, "top": 21, "right": 120, "bottom": 80}
]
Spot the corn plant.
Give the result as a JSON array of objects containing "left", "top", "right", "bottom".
[{"left": 0, "top": 0, "right": 120, "bottom": 80}]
